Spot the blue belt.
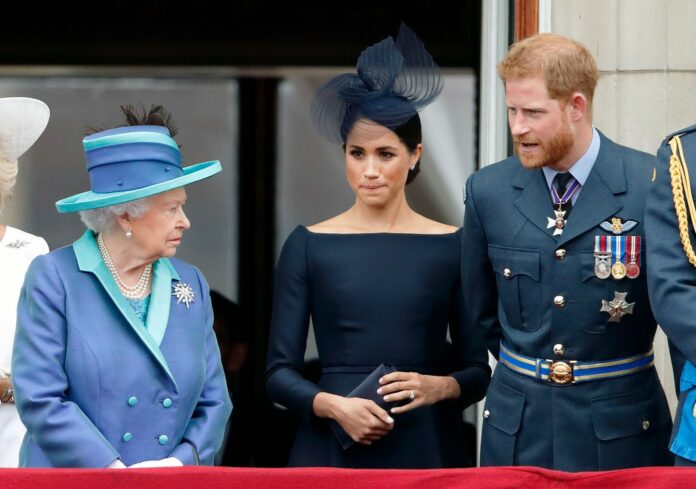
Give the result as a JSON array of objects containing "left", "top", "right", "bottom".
[{"left": 499, "top": 342, "right": 654, "bottom": 385}]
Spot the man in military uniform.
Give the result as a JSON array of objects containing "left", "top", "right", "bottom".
[
  {"left": 646, "top": 124, "right": 696, "bottom": 466},
  {"left": 462, "top": 33, "right": 672, "bottom": 471}
]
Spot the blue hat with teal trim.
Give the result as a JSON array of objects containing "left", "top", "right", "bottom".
[{"left": 55, "top": 125, "right": 221, "bottom": 213}]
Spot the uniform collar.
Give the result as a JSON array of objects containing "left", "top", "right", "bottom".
[
  {"left": 510, "top": 130, "right": 626, "bottom": 245},
  {"left": 542, "top": 127, "right": 601, "bottom": 189}
]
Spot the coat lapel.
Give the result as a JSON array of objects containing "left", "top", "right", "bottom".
[
  {"left": 512, "top": 163, "right": 559, "bottom": 242},
  {"left": 72, "top": 231, "right": 177, "bottom": 388},
  {"left": 556, "top": 133, "right": 626, "bottom": 247},
  {"left": 146, "top": 257, "right": 178, "bottom": 347}
]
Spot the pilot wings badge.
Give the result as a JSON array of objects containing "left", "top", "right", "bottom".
[{"left": 600, "top": 217, "right": 638, "bottom": 235}]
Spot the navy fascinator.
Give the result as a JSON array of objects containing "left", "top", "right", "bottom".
[{"left": 310, "top": 23, "right": 444, "bottom": 143}]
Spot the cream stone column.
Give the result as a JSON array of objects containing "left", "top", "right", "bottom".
[{"left": 552, "top": 0, "right": 696, "bottom": 414}]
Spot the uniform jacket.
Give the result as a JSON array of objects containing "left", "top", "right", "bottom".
[
  {"left": 462, "top": 131, "right": 672, "bottom": 471},
  {"left": 12, "top": 231, "right": 232, "bottom": 468},
  {"left": 646, "top": 123, "right": 696, "bottom": 462}
]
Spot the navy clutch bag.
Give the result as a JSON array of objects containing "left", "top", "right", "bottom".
[{"left": 330, "top": 363, "right": 400, "bottom": 450}]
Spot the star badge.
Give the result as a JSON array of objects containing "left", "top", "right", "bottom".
[
  {"left": 172, "top": 282, "right": 195, "bottom": 309},
  {"left": 600, "top": 291, "right": 635, "bottom": 323},
  {"left": 546, "top": 209, "right": 567, "bottom": 236}
]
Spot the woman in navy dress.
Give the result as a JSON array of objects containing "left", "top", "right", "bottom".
[{"left": 265, "top": 25, "right": 490, "bottom": 468}]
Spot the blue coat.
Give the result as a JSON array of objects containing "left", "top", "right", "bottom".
[
  {"left": 12, "top": 231, "right": 232, "bottom": 468},
  {"left": 462, "top": 131, "right": 672, "bottom": 471},
  {"left": 646, "top": 123, "right": 696, "bottom": 462}
]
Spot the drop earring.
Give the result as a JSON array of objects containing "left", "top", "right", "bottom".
[{"left": 126, "top": 229, "right": 133, "bottom": 238}]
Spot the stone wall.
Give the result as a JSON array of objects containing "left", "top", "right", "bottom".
[{"left": 552, "top": 0, "right": 696, "bottom": 412}]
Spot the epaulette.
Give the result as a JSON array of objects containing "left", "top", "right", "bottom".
[{"left": 664, "top": 123, "right": 696, "bottom": 145}]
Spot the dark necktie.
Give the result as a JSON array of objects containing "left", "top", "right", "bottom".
[{"left": 553, "top": 172, "right": 575, "bottom": 215}]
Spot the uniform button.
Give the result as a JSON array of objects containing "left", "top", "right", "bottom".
[
  {"left": 128, "top": 396, "right": 138, "bottom": 407},
  {"left": 554, "top": 295, "right": 566, "bottom": 308},
  {"left": 553, "top": 344, "right": 565, "bottom": 356},
  {"left": 643, "top": 420, "right": 650, "bottom": 431},
  {"left": 122, "top": 432, "right": 132, "bottom": 442},
  {"left": 162, "top": 398, "right": 173, "bottom": 408},
  {"left": 555, "top": 249, "right": 566, "bottom": 260},
  {"left": 503, "top": 268, "right": 512, "bottom": 279},
  {"left": 158, "top": 435, "right": 169, "bottom": 445},
  {"left": 483, "top": 409, "right": 491, "bottom": 419}
]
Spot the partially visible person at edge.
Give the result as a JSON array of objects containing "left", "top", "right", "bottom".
[
  {"left": 646, "top": 124, "right": 696, "bottom": 466},
  {"left": 0, "top": 97, "right": 50, "bottom": 467},
  {"left": 265, "top": 24, "right": 491, "bottom": 469},
  {"left": 210, "top": 290, "right": 251, "bottom": 466},
  {"left": 12, "top": 104, "right": 231, "bottom": 468},
  {"left": 462, "top": 33, "right": 672, "bottom": 470}
]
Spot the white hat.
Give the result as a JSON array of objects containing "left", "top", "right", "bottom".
[{"left": 0, "top": 97, "right": 50, "bottom": 163}]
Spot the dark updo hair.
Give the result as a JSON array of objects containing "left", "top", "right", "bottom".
[
  {"left": 393, "top": 113, "right": 422, "bottom": 185},
  {"left": 343, "top": 113, "right": 423, "bottom": 185}
]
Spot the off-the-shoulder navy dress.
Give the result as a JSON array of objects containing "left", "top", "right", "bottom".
[{"left": 266, "top": 225, "right": 490, "bottom": 468}]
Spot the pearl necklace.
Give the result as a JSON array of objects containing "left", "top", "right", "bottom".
[{"left": 97, "top": 233, "right": 152, "bottom": 300}]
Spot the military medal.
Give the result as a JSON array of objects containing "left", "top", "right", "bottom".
[
  {"left": 610, "top": 235, "right": 627, "bottom": 279},
  {"left": 547, "top": 176, "right": 580, "bottom": 236},
  {"left": 626, "top": 235, "right": 641, "bottom": 279},
  {"left": 547, "top": 209, "right": 567, "bottom": 236},
  {"left": 595, "top": 255, "right": 612, "bottom": 279},
  {"left": 600, "top": 291, "right": 635, "bottom": 323},
  {"left": 611, "top": 261, "right": 627, "bottom": 279},
  {"left": 594, "top": 235, "right": 612, "bottom": 279}
]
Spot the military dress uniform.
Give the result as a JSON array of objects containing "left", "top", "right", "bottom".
[
  {"left": 462, "top": 130, "right": 673, "bottom": 471},
  {"left": 646, "top": 123, "right": 696, "bottom": 465}
]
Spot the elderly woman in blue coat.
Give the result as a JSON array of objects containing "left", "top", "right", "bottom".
[{"left": 12, "top": 105, "right": 231, "bottom": 468}]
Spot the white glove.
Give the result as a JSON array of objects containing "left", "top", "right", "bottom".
[
  {"left": 106, "top": 459, "right": 127, "bottom": 469},
  {"left": 128, "top": 457, "right": 183, "bottom": 468}
]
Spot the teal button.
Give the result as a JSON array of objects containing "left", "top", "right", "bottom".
[
  {"left": 158, "top": 435, "right": 169, "bottom": 445},
  {"left": 122, "top": 432, "right": 132, "bottom": 442},
  {"left": 128, "top": 396, "right": 138, "bottom": 407},
  {"left": 162, "top": 398, "right": 172, "bottom": 408}
]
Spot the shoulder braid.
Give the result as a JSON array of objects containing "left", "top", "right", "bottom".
[{"left": 669, "top": 134, "right": 696, "bottom": 267}]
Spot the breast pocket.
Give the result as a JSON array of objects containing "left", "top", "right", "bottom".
[
  {"left": 488, "top": 245, "right": 541, "bottom": 332},
  {"left": 579, "top": 251, "right": 642, "bottom": 333}
]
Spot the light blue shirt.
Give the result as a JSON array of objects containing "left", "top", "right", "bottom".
[{"left": 542, "top": 127, "right": 601, "bottom": 204}]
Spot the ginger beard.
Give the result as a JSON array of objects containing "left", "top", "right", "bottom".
[{"left": 514, "top": 109, "right": 575, "bottom": 169}]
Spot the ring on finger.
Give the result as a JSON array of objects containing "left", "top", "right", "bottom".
[{"left": 409, "top": 390, "right": 415, "bottom": 400}]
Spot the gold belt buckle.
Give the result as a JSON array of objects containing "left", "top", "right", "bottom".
[{"left": 548, "top": 360, "right": 576, "bottom": 384}]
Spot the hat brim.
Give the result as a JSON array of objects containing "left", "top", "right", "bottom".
[
  {"left": 0, "top": 97, "right": 50, "bottom": 161},
  {"left": 55, "top": 160, "right": 221, "bottom": 213}
]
